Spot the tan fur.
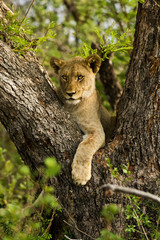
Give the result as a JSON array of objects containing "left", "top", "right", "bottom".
[{"left": 50, "top": 54, "right": 113, "bottom": 185}]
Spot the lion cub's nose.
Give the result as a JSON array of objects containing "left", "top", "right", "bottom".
[{"left": 66, "top": 91, "right": 76, "bottom": 97}]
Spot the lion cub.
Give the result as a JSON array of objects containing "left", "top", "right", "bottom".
[{"left": 50, "top": 54, "right": 112, "bottom": 185}]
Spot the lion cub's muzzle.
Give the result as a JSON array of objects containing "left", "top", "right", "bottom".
[
  {"left": 64, "top": 91, "right": 82, "bottom": 104},
  {"left": 66, "top": 91, "right": 81, "bottom": 101},
  {"left": 66, "top": 91, "right": 76, "bottom": 98}
]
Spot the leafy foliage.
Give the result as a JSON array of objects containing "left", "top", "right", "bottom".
[
  {"left": 0, "top": 147, "right": 61, "bottom": 240},
  {"left": 138, "top": 0, "right": 145, "bottom": 3},
  {"left": 105, "top": 158, "right": 160, "bottom": 239},
  {"left": 95, "top": 28, "right": 133, "bottom": 60},
  {"left": 0, "top": 11, "right": 55, "bottom": 55},
  {"left": 125, "top": 196, "right": 160, "bottom": 240},
  {"left": 98, "top": 230, "right": 124, "bottom": 240},
  {"left": 14, "top": 0, "right": 137, "bottom": 85},
  {"left": 98, "top": 204, "right": 124, "bottom": 240},
  {"left": 77, "top": 27, "right": 132, "bottom": 60}
]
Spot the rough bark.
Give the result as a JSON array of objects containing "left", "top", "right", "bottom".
[
  {"left": 99, "top": 57, "right": 122, "bottom": 111},
  {"left": 113, "top": 0, "right": 160, "bottom": 183},
  {"left": 0, "top": 1, "right": 160, "bottom": 239},
  {"left": 0, "top": 40, "right": 110, "bottom": 239},
  {"left": 108, "top": 1, "right": 160, "bottom": 236},
  {"left": 92, "top": 42, "right": 123, "bottom": 111}
]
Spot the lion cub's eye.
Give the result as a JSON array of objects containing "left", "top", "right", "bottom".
[
  {"left": 77, "top": 75, "right": 84, "bottom": 81},
  {"left": 61, "top": 75, "right": 67, "bottom": 81}
]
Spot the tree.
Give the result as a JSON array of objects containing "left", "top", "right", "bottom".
[{"left": 0, "top": 0, "right": 160, "bottom": 239}]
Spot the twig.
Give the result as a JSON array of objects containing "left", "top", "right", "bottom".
[
  {"left": 22, "top": 189, "right": 44, "bottom": 212},
  {"left": 41, "top": 210, "right": 55, "bottom": 237},
  {"left": 101, "top": 184, "right": 160, "bottom": 204},
  {"left": 133, "top": 208, "right": 149, "bottom": 240},
  {"left": 46, "top": 210, "right": 55, "bottom": 232},
  {"left": 63, "top": 220, "right": 96, "bottom": 240},
  {"left": 156, "top": 216, "right": 160, "bottom": 232},
  {"left": 20, "top": 0, "right": 36, "bottom": 27},
  {"left": 64, "top": 235, "right": 82, "bottom": 240},
  {"left": 58, "top": 199, "right": 96, "bottom": 240},
  {"left": 152, "top": 0, "right": 160, "bottom": 8}
]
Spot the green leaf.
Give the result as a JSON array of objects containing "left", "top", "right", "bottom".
[
  {"left": 102, "top": 204, "right": 119, "bottom": 223},
  {"left": 45, "top": 157, "right": 61, "bottom": 177},
  {"left": 19, "top": 165, "right": 30, "bottom": 176},
  {"left": 5, "top": 160, "right": 14, "bottom": 173}
]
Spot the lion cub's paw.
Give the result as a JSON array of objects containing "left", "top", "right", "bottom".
[{"left": 72, "top": 161, "right": 91, "bottom": 185}]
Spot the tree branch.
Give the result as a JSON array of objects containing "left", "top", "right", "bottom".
[
  {"left": 0, "top": 3, "right": 110, "bottom": 239},
  {"left": 63, "top": 220, "right": 96, "bottom": 240},
  {"left": 0, "top": 38, "right": 110, "bottom": 239},
  {"left": 20, "top": 0, "right": 36, "bottom": 27},
  {"left": 0, "top": 0, "right": 13, "bottom": 18},
  {"left": 102, "top": 184, "right": 160, "bottom": 204},
  {"left": 64, "top": 235, "right": 82, "bottom": 240},
  {"left": 92, "top": 42, "right": 122, "bottom": 111},
  {"left": 63, "top": 0, "right": 81, "bottom": 22}
]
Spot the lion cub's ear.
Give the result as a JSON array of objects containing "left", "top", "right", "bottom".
[
  {"left": 50, "top": 57, "right": 65, "bottom": 75},
  {"left": 85, "top": 54, "right": 101, "bottom": 74}
]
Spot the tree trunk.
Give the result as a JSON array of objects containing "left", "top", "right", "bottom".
[
  {"left": 0, "top": 1, "right": 160, "bottom": 239},
  {"left": 113, "top": 0, "right": 160, "bottom": 187},
  {"left": 109, "top": 1, "right": 160, "bottom": 237}
]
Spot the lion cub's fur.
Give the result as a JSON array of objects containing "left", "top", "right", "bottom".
[{"left": 50, "top": 54, "right": 113, "bottom": 185}]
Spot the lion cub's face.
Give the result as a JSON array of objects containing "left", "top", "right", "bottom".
[{"left": 50, "top": 55, "right": 101, "bottom": 104}]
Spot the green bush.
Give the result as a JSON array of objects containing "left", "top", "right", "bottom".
[
  {"left": 0, "top": 147, "right": 61, "bottom": 240},
  {"left": 98, "top": 204, "right": 124, "bottom": 240}
]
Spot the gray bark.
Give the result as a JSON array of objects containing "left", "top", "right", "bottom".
[
  {"left": 0, "top": 41, "right": 109, "bottom": 239},
  {"left": 114, "top": 0, "right": 160, "bottom": 181},
  {"left": 0, "top": 45, "right": 82, "bottom": 166},
  {"left": 109, "top": 1, "right": 160, "bottom": 237}
]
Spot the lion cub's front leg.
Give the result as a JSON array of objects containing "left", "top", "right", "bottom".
[{"left": 72, "top": 126, "right": 105, "bottom": 185}]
